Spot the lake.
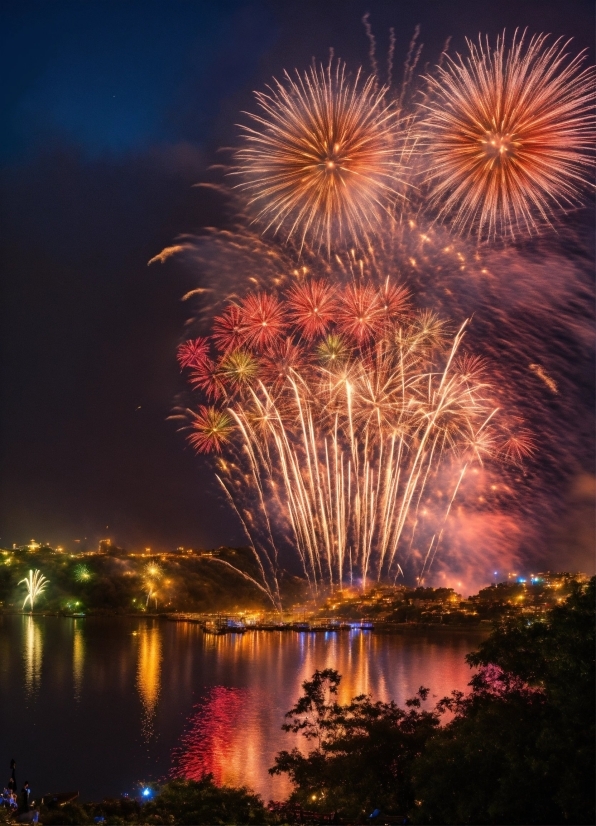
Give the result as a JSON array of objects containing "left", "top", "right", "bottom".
[{"left": 0, "top": 616, "right": 487, "bottom": 802}]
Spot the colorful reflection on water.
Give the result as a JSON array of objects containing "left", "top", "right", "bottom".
[
  {"left": 23, "top": 615, "right": 43, "bottom": 698},
  {"left": 170, "top": 628, "right": 485, "bottom": 799},
  {"left": 73, "top": 620, "right": 85, "bottom": 701},
  {"left": 172, "top": 686, "right": 247, "bottom": 785},
  {"left": 136, "top": 623, "right": 162, "bottom": 740},
  {"left": 0, "top": 616, "right": 487, "bottom": 801}
]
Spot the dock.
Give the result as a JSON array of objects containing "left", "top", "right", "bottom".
[{"left": 166, "top": 613, "right": 373, "bottom": 633}]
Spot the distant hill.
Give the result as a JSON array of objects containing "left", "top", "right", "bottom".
[{"left": 0, "top": 544, "right": 306, "bottom": 613}]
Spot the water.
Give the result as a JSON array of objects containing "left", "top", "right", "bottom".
[{"left": 0, "top": 615, "right": 487, "bottom": 802}]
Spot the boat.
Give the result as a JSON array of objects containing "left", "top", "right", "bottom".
[
  {"left": 292, "top": 622, "right": 311, "bottom": 632},
  {"left": 203, "top": 619, "right": 246, "bottom": 635},
  {"left": 350, "top": 620, "right": 374, "bottom": 630}
]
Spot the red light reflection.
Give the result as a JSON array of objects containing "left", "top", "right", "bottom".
[{"left": 172, "top": 686, "right": 247, "bottom": 785}]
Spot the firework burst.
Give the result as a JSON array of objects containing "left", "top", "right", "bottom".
[
  {"left": 336, "top": 282, "right": 384, "bottom": 342},
  {"left": 189, "top": 406, "right": 234, "bottom": 454},
  {"left": 19, "top": 569, "right": 49, "bottom": 611},
  {"left": 177, "top": 338, "right": 210, "bottom": 370},
  {"left": 73, "top": 564, "right": 92, "bottom": 583},
  {"left": 212, "top": 305, "right": 247, "bottom": 354},
  {"left": 235, "top": 60, "right": 409, "bottom": 251},
  {"left": 420, "top": 31, "right": 596, "bottom": 240},
  {"left": 286, "top": 279, "right": 338, "bottom": 339},
  {"left": 240, "top": 292, "right": 287, "bottom": 350},
  {"left": 178, "top": 276, "right": 520, "bottom": 606}
]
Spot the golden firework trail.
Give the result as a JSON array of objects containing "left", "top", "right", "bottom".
[{"left": 19, "top": 569, "right": 49, "bottom": 611}]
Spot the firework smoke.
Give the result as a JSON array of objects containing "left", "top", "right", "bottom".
[
  {"left": 235, "top": 59, "right": 410, "bottom": 251},
  {"left": 420, "top": 31, "right": 595, "bottom": 241}
]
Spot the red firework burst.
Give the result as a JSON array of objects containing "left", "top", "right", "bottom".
[
  {"left": 499, "top": 425, "right": 536, "bottom": 465},
  {"left": 177, "top": 337, "right": 210, "bottom": 369},
  {"left": 189, "top": 406, "right": 234, "bottom": 454},
  {"left": 241, "top": 292, "right": 287, "bottom": 350},
  {"left": 212, "top": 305, "right": 248, "bottom": 354},
  {"left": 336, "top": 283, "right": 384, "bottom": 342},
  {"left": 260, "top": 338, "right": 309, "bottom": 389},
  {"left": 286, "top": 279, "right": 339, "bottom": 340},
  {"left": 377, "top": 280, "right": 411, "bottom": 323},
  {"left": 189, "top": 358, "right": 225, "bottom": 401}
]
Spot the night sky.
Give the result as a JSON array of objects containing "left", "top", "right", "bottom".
[{"left": 1, "top": 0, "right": 594, "bottom": 554}]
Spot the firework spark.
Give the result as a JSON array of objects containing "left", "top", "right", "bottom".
[
  {"left": 212, "top": 305, "right": 247, "bottom": 354},
  {"left": 145, "top": 562, "right": 163, "bottom": 580},
  {"left": 74, "top": 564, "right": 92, "bottom": 583},
  {"left": 19, "top": 569, "right": 49, "bottom": 611},
  {"left": 286, "top": 279, "right": 338, "bottom": 339},
  {"left": 177, "top": 338, "right": 210, "bottom": 370},
  {"left": 178, "top": 277, "right": 516, "bottom": 606},
  {"left": 420, "top": 31, "right": 595, "bottom": 240},
  {"left": 189, "top": 406, "right": 234, "bottom": 454},
  {"left": 240, "top": 292, "right": 287, "bottom": 350},
  {"left": 235, "top": 60, "right": 409, "bottom": 250}
]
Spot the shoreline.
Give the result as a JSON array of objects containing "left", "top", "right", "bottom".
[{"left": 1, "top": 611, "right": 493, "bottom": 632}]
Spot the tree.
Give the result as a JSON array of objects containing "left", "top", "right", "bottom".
[
  {"left": 270, "top": 669, "right": 441, "bottom": 820},
  {"left": 412, "top": 577, "right": 595, "bottom": 825},
  {"left": 141, "top": 777, "right": 268, "bottom": 825}
]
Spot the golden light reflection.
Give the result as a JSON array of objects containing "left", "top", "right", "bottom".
[
  {"left": 23, "top": 615, "right": 43, "bottom": 697},
  {"left": 172, "top": 628, "right": 480, "bottom": 800},
  {"left": 73, "top": 620, "right": 85, "bottom": 700},
  {"left": 136, "top": 622, "right": 162, "bottom": 740}
]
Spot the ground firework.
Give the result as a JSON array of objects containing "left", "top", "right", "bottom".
[
  {"left": 19, "top": 569, "right": 49, "bottom": 611},
  {"left": 235, "top": 60, "right": 409, "bottom": 251},
  {"left": 178, "top": 277, "right": 519, "bottom": 607},
  {"left": 420, "top": 31, "right": 595, "bottom": 240}
]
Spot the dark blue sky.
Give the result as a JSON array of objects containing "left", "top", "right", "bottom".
[{"left": 0, "top": 0, "right": 593, "bottom": 552}]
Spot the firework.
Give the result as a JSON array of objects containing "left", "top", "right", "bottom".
[
  {"left": 19, "top": 569, "right": 49, "bottom": 611},
  {"left": 144, "top": 562, "right": 163, "bottom": 580},
  {"left": 178, "top": 277, "right": 519, "bottom": 606},
  {"left": 286, "top": 279, "right": 338, "bottom": 339},
  {"left": 189, "top": 357, "right": 226, "bottom": 401},
  {"left": 235, "top": 60, "right": 409, "bottom": 250},
  {"left": 177, "top": 338, "right": 210, "bottom": 370},
  {"left": 336, "top": 282, "right": 384, "bottom": 342},
  {"left": 212, "top": 305, "right": 247, "bottom": 354},
  {"left": 420, "top": 31, "right": 595, "bottom": 240},
  {"left": 74, "top": 564, "right": 92, "bottom": 582},
  {"left": 239, "top": 292, "right": 287, "bottom": 350},
  {"left": 189, "top": 406, "right": 234, "bottom": 454}
]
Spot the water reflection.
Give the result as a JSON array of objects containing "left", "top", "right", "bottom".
[
  {"left": 3, "top": 617, "right": 485, "bottom": 802},
  {"left": 173, "top": 686, "right": 247, "bottom": 785},
  {"left": 72, "top": 621, "right": 85, "bottom": 700},
  {"left": 136, "top": 622, "right": 162, "bottom": 740},
  {"left": 171, "top": 628, "right": 480, "bottom": 799},
  {"left": 23, "top": 615, "right": 43, "bottom": 697}
]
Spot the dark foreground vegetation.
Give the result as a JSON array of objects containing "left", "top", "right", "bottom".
[{"left": 19, "top": 577, "right": 594, "bottom": 825}]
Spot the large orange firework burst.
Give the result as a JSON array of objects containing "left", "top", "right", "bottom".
[
  {"left": 420, "top": 31, "right": 595, "bottom": 240},
  {"left": 235, "top": 60, "right": 409, "bottom": 251}
]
